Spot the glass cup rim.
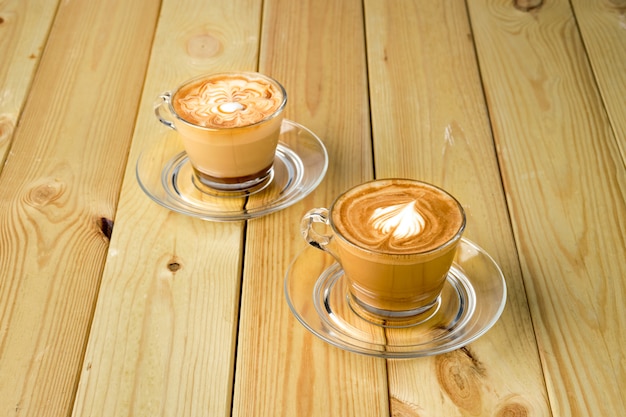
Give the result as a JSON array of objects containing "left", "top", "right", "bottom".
[
  {"left": 165, "top": 71, "right": 288, "bottom": 131},
  {"left": 328, "top": 178, "right": 467, "bottom": 258}
]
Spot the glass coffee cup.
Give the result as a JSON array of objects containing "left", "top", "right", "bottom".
[
  {"left": 154, "top": 72, "right": 287, "bottom": 193},
  {"left": 301, "top": 178, "right": 466, "bottom": 319}
]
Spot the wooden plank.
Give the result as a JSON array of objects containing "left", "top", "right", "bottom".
[
  {"left": 0, "top": 1, "right": 159, "bottom": 416},
  {"left": 570, "top": 0, "right": 626, "bottom": 162},
  {"left": 364, "top": 0, "right": 552, "bottom": 415},
  {"left": 468, "top": 0, "right": 626, "bottom": 415},
  {"left": 0, "top": 0, "right": 59, "bottom": 168},
  {"left": 231, "top": 0, "right": 389, "bottom": 416},
  {"left": 70, "top": 0, "right": 263, "bottom": 416}
]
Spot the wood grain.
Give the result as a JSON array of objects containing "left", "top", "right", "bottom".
[
  {"left": 570, "top": 0, "right": 626, "bottom": 162},
  {"left": 0, "top": 1, "right": 159, "bottom": 416},
  {"left": 0, "top": 0, "right": 59, "bottom": 169},
  {"left": 70, "top": 0, "right": 263, "bottom": 416},
  {"left": 2, "top": 0, "right": 623, "bottom": 415},
  {"left": 364, "top": 0, "right": 551, "bottom": 415},
  {"left": 231, "top": 0, "right": 387, "bottom": 416},
  {"left": 468, "top": 0, "right": 626, "bottom": 415}
]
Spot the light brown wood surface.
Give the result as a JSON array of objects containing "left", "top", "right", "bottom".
[
  {"left": 365, "top": 0, "right": 551, "bottom": 415},
  {"left": 1, "top": 0, "right": 624, "bottom": 416},
  {"left": 468, "top": 0, "right": 626, "bottom": 415},
  {"left": 0, "top": 1, "right": 159, "bottom": 415},
  {"left": 571, "top": 0, "right": 626, "bottom": 159},
  {"left": 71, "top": 0, "right": 261, "bottom": 416},
  {"left": 232, "top": 1, "right": 386, "bottom": 416},
  {"left": 0, "top": 0, "right": 60, "bottom": 167}
]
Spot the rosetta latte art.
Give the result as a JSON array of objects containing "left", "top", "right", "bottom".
[
  {"left": 331, "top": 180, "right": 465, "bottom": 254},
  {"left": 174, "top": 74, "right": 284, "bottom": 128},
  {"left": 370, "top": 201, "right": 426, "bottom": 240}
]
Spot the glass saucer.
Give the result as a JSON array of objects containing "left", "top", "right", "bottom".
[
  {"left": 136, "top": 120, "right": 328, "bottom": 221},
  {"left": 284, "top": 238, "right": 507, "bottom": 358}
]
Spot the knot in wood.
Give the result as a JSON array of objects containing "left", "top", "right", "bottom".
[
  {"left": 26, "top": 180, "right": 65, "bottom": 207},
  {"left": 514, "top": 0, "right": 543, "bottom": 12},
  {"left": 496, "top": 402, "right": 530, "bottom": 417},
  {"left": 435, "top": 348, "right": 485, "bottom": 414},
  {"left": 97, "top": 217, "right": 114, "bottom": 240},
  {"left": 187, "top": 33, "right": 222, "bottom": 58},
  {"left": 167, "top": 258, "right": 182, "bottom": 273}
]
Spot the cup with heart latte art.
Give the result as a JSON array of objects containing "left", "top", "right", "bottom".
[
  {"left": 302, "top": 178, "right": 466, "bottom": 319},
  {"left": 155, "top": 72, "right": 287, "bottom": 193}
]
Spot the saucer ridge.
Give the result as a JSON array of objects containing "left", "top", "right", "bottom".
[
  {"left": 284, "top": 238, "right": 506, "bottom": 358},
  {"left": 136, "top": 119, "right": 328, "bottom": 221}
]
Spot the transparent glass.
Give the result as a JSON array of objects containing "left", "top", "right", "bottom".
[
  {"left": 136, "top": 120, "right": 328, "bottom": 221},
  {"left": 301, "top": 179, "right": 466, "bottom": 319},
  {"left": 154, "top": 72, "right": 287, "bottom": 192},
  {"left": 284, "top": 238, "right": 506, "bottom": 358}
]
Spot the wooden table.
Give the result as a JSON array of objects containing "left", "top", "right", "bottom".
[{"left": 1, "top": 0, "right": 624, "bottom": 415}]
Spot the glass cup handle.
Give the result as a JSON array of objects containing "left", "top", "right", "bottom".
[
  {"left": 301, "top": 207, "right": 337, "bottom": 254},
  {"left": 154, "top": 92, "right": 176, "bottom": 130}
]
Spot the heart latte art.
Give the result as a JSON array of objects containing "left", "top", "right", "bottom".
[
  {"left": 332, "top": 179, "right": 465, "bottom": 254},
  {"left": 370, "top": 201, "right": 426, "bottom": 240}
]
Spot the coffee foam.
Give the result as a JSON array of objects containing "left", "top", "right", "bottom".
[
  {"left": 332, "top": 180, "right": 465, "bottom": 254},
  {"left": 173, "top": 73, "right": 284, "bottom": 128}
]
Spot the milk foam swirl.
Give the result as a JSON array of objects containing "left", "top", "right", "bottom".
[
  {"left": 332, "top": 180, "right": 465, "bottom": 254},
  {"left": 370, "top": 201, "right": 426, "bottom": 240},
  {"left": 174, "top": 74, "right": 284, "bottom": 128}
]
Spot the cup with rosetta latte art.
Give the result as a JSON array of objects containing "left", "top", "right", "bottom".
[
  {"left": 302, "top": 179, "right": 466, "bottom": 320},
  {"left": 155, "top": 72, "right": 287, "bottom": 193}
]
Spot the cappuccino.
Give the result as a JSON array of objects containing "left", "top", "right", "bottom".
[
  {"left": 156, "top": 72, "right": 287, "bottom": 191},
  {"left": 172, "top": 73, "right": 284, "bottom": 128},
  {"left": 302, "top": 179, "right": 465, "bottom": 317},
  {"left": 332, "top": 179, "right": 464, "bottom": 255}
]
